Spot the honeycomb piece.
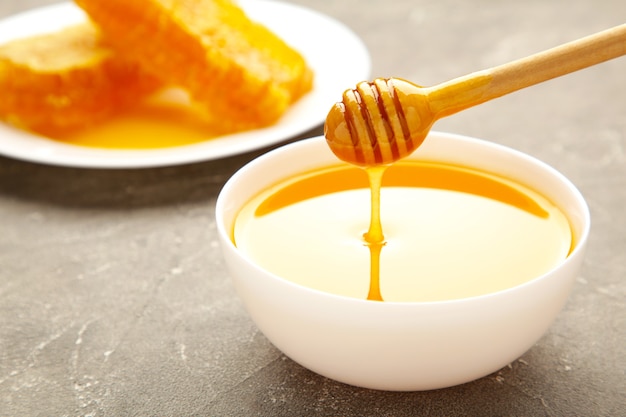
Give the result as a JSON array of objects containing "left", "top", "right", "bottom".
[
  {"left": 74, "top": 0, "right": 314, "bottom": 133},
  {"left": 0, "top": 23, "right": 161, "bottom": 136}
]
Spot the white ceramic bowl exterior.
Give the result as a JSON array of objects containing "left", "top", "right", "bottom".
[{"left": 216, "top": 132, "right": 590, "bottom": 391}]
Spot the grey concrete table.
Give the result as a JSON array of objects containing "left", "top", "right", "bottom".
[{"left": 1, "top": 1, "right": 624, "bottom": 416}]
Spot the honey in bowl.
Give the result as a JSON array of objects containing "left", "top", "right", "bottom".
[{"left": 232, "top": 160, "right": 573, "bottom": 302}]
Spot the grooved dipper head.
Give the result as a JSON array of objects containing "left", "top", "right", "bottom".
[{"left": 324, "top": 78, "right": 434, "bottom": 167}]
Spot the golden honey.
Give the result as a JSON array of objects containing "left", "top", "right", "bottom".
[
  {"left": 52, "top": 89, "right": 215, "bottom": 149},
  {"left": 232, "top": 161, "right": 573, "bottom": 302}
]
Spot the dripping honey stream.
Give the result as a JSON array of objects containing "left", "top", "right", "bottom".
[{"left": 364, "top": 165, "right": 387, "bottom": 301}]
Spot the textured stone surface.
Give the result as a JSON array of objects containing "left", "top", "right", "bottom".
[{"left": 1, "top": 1, "right": 625, "bottom": 416}]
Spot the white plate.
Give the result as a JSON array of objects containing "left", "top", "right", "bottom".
[{"left": 0, "top": 1, "right": 371, "bottom": 168}]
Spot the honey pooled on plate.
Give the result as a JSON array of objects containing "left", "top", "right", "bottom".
[{"left": 232, "top": 161, "right": 573, "bottom": 302}]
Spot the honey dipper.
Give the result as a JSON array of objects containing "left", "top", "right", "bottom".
[{"left": 324, "top": 24, "right": 626, "bottom": 166}]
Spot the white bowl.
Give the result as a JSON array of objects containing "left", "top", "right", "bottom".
[{"left": 216, "top": 132, "right": 590, "bottom": 391}]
